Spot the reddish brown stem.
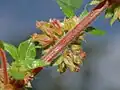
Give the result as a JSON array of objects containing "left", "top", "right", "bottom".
[
  {"left": 0, "top": 48, "right": 9, "bottom": 85},
  {"left": 32, "top": 0, "right": 109, "bottom": 74},
  {"left": 36, "top": 0, "right": 109, "bottom": 72},
  {"left": 42, "top": 0, "right": 109, "bottom": 62},
  {"left": 24, "top": 0, "right": 110, "bottom": 85},
  {"left": 19, "top": 1, "right": 109, "bottom": 86}
]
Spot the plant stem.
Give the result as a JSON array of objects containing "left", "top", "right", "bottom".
[
  {"left": 0, "top": 48, "right": 9, "bottom": 85},
  {"left": 33, "top": 0, "right": 109, "bottom": 72},
  {"left": 24, "top": 0, "right": 110, "bottom": 85},
  {"left": 42, "top": 0, "right": 109, "bottom": 62}
]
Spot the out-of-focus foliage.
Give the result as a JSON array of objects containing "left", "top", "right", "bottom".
[{"left": 85, "top": 27, "right": 106, "bottom": 35}]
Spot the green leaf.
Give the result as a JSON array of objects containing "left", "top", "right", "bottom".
[
  {"left": 3, "top": 42, "right": 18, "bottom": 60},
  {"left": 31, "top": 59, "right": 49, "bottom": 69},
  {"left": 0, "top": 40, "right": 4, "bottom": 49},
  {"left": 57, "top": 0, "right": 82, "bottom": 10},
  {"left": 9, "top": 59, "right": 48, "bottom": 80},
  {"left": 89, "top": 0, "right": 101, "bottom": 5},
  {"left": 90, "top": 30, "right": 106, "bottom": 35},
  {"left": 85, "top": 27, "right": 106, "bottom": 36},
  {"left": 18, "top": 39, "right": 36, "bottom": 60},
  {"left": 56, "top": 0, "right": 82, "bottom": 17},
  {"left": 61, "top": 7, "right": 75, "bottom": 18},
  {"left": 20, "top": 58, "right": 49, "bottom": 70},
  {"left": 68, "top": 0, "right": 83, "bottom": 9},
  {"left": 9, "top": 70, "right": 26, "bottom": 80},
  {"left": 9, "top": 62, "right": 27, "bottom": 80},
  {"left": 79, "top": 5, "right": 89, "bottom": 20},
  {"left": 110, "top": 6, "right": 120, "bottom": 25},
  {"left": 8, "top": 39, "right": 45, "bottom": 80},
  {"left": 20, "top": 58, "right": 35, "bottom": 70},
  {"left": 57, "top": 0, "right": 75, "bottom": 18},
  {"left": 110, "top": 12, "right": 118, "bottom": 25}
]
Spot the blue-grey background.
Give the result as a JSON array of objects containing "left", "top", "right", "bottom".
[{"left": 0, "top": 0, "right": 120, "bottom": 90}]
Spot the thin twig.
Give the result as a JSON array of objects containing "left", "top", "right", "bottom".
[{"left": 0, "top": 48, "right": 9, "bottom": 85}]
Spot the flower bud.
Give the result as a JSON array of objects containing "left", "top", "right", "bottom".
[{"left": 57, "top": 62, "right": 67, "bottom": 73}]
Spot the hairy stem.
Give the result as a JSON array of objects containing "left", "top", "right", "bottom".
[
  {"left": 33, "top": 0, "right": 109, "bottom": 73},
  {"left": 23, "top": 0, "right": 110, "bottom": 85},
  {"left": 0, "top": 48, "right": 9, "bottom": 85},
  {"left": 42, "top": 0, "right": 109, "bottom": 62}
]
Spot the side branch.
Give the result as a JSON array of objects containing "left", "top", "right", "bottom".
[{"left": 0, "top": 48, "right": 9, "bottom": 85}]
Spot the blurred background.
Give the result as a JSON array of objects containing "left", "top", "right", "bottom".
[{"left": 0, "top": 0, "right": 120, "bottom": 90}]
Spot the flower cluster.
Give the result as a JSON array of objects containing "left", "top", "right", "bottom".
[{"left": 32, "top": 16, "right": 86, "bottom": 73}]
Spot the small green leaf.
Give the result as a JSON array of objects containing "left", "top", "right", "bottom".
[
  {"left": 20, "top": 59, "right": 48, "bottom": 71},
  {"left": 57, "top": 0, "right": 75, "bottom": 18},
  {"left": 3, "top": 42, "right": 18, "bottom": 60},
  {"left": 21, "top": 58, "right": 48, "bottom": 69},
  {"left": 110, "top": 6, "right": 120, "bottom": 25},
  {"left": 21, "top": 58, "right": 49, "bottom": 70},
  {"left": 9, "top": 63, "right": 27, "bottom": 80},
  {"left": 0, "top": 40, "right": 4, "bottom": 49},
  {"left": 57, "top": 0, "right": 83, "bottom": 17},
  {"left": 90, "top": 30, "right": 106, "bottom": 36},
  {"left": 85, "top": 27, "right": 106, "bottom": 36},
  {"left": 31, "top": 59, "right": 49, "bottom": 69},
  {"left": 79, "top": 5, "right": 89, "bottom": 20},
  {"left": 61, "top": 6, "right": 75, "bottom": 18},
  {"left": 89, "top": 0, "right": 101, "bottom": 5},
  {"left": 110, "top": 12, "right": 118, "bottom": 25},
  {"left": 9, "top": 70, "right": 26, "bottom": 80},
  {"left": 57, "top": 0, "right": 82, "bottom": 10},
  {"left": 18, "top": 39, "right": 36, "bottom": 60},
  {"left": 20, "top": 58, "right": 35, "bottom": 70},
  {"left": 68, "top": 0, "right": 83, "bottom": 9}
]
